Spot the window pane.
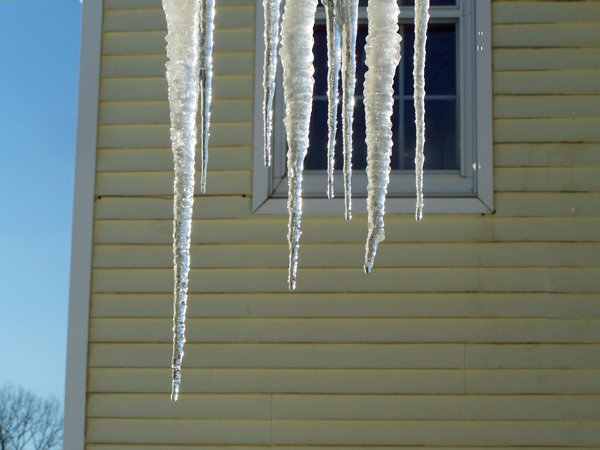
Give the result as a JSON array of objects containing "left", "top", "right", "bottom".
[
  {"left": 403, "top": 23, "right": 457, "bottom": 96},
  {"left": 400, "top": 99, "right": 458, "bottom": 170},
  {"left": 304, "top": 13, "right": 459, "bottom": 172},
  {"left": 359, "top": 0, "right": 457, "bottom": 6},
  {"left": 399, "top": 0, "right": 456, "bottom": 6}
]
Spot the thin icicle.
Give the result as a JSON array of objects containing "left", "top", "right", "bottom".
[
  {"left": 340, "top": 0, "right": 358, "bottom": 220},
  {"left": 262, "top": 0, "right": 282, "bottom": 167},
  {"left": 414, "top": 0, "right": 430, "bottom": 221},
  {"left": 280, "top": 0, "right": 318, "bottom": 291},
  {"left": 199, "top": 0, "right": 215, "bottom": 193},
  {"left": 321, "top": 0, "right": 342, "bottom": 199},
  {"left": 162, "top": 0, "right": 202, "bottom": 402},
  {"left": 363, "top": 0, "right": 401, "bottom": 274}
]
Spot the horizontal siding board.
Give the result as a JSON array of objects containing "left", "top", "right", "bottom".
[
  {"left": 88, "top": 317, "right": 600, "bottom": 344},
  {"left": 493, "top": 48, "right": 600, "bottom": 71},
  {"left": 493, "top": 23, "right": 600, "bottom": 47},
  {"left": 494, "top": 71, "right": 600, "bottom": 95},
  {"left": 102, "top": 30, "right": 254, "bottom": 56},
  {"left": 92, "top": 194, "right": 600, "bottom": 219},
  {"left": 494, "top": 95, "right": 600, "bottom": 119},
  {"left": 99, "top": 99, "right": 253, "bottom": 124},
  {"left": 492, "top": 2, "right": 600, "bottom": 24},
  {"left": 87, "top": 418, "right": 269, "bottom": 445},
  {"left": 494, "top": 193, "right": 600, "bottom": 216},
  {"left": 90, "top": 416, "right": 600, "bottom": 446},
  {"left": 97, "top": 122, "right": 252, "bottom": 147},
  {"left": 495, "top": 167, "right": 600, "bottom": 192},
  {"left": 88, "top": 368, "right": 465, "bottom": 394},
  {"left": 103, "top": 6, "right": 255, "bottom": 33},
  {"left": 86, "top": 447, "right": 600, "bottom": 450},
  {"left": 96, "top": 147, "right": 252, "bottom": 171},
  {"left": 94, "top": 197, "right": 252, "bottom": 219},
  {"left": 270, "top": 420, "right": 600, "bottom": 446},
  {"left": 93, "top": 217, "right": 600, "bottom": 244},
  {"left": 87, "top": 367, "right": 600, "bottom": 395},
  {"left": 88, "top": 343, "right": 465, "bottom": 369},
  {"left": 272, "top": 394, "right": 600, "bottom": 420},
  {"left": 90, "top": 293, "right": 600, "bottom": 319},
  {"left": 95, "top": 168, "right": 598, "bottom": 196},
  {"left": 95, "top": 171, "right": 251, "bottom": 196},
  {"left": 466, "top": 369, "right": 600, "bottom": 394},
  {"left": 87, "top": 393, "right": 600, "bottom": 421},
  {"left": 495, "top": 143, "right": 600, "bottom": 168},
  {"left": 91, "top": 267, "right": 600, "bottom": 294},
  {"left": 465, "top": 344, "right": 600, "bottom": 369},
  {"left": 88, "top": 394, "right": 271, "bottom": 419},
  {"left": 92, "top": 242, "right": 600, "bottom": 269},
  {"left": 494, "top": 118, "right": 600, "bottom": 142},
  {"left": 99, "top": 76, "right": 253, "bottom": 102},
  {"left": 101, "top": 52, "right": 251, "bottom": 78}
]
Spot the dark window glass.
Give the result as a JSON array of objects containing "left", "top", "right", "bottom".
[
  {"left": 358, "top": 0, "right": 456, "bottom": 6},
  {"left": 304, "top": 22, "right": 458, "bottom": 172}
]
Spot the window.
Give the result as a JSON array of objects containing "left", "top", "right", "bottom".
[{"left": 252, "top": 0, "right": 492, "bottom": 214}]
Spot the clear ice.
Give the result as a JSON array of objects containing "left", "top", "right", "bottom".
[
  {"left": 363, "top": 0, "right": 401, "bottom": 274},
  {"left": 162, "top": 0, "right": 201, "bottom": 402},
  {"left": 321, "top": 0, "right": 358, "bottom": 219},
  {"left": 262, "top": 0, "right": 282, "bottom": 167},
  {"left": 340, "top": 0, "right": 359, "bottom": 220},
  {"left": 199, "top": 0, "right": 215, "bottom": 193},
  {"left": 414, "top": 0, "right": 430, "bottom": 221},
  {"left": 280, "top": 0, "right": 318, "bottom": 291},
  {"left": 321, "top": 0, "right": 342, "bottom": 199}
]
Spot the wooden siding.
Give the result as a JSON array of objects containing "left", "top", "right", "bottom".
[{"left": 86, "top": 0, "right": 600, "bottom": 448}]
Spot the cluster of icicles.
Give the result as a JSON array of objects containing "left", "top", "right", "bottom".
[{"left": 162, "top": 0, "right": 430, "bottom": 401}]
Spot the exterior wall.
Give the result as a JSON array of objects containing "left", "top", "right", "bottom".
[{"left": 81, "top": 0, "right": 600, "bottom": 448}]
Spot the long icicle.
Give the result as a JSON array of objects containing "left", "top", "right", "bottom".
[
  {"left": 363, "top": 0, "right": 401, "bottom": 274},
  {"left": 162, "top": 0, "right": 202, "bottom": 402},
  {"left": 262, "top": 0, "right": 282, "bottom": 167},
  {"left": 199, "top": 0, "right": 215, "bottom": 193},
  {"left": 340, "top": 0, "right": 359, "bottom": 220},
  {"left": 322, "top": 0, "right": 342, "bottom": 199},
  {"left": 280, "top": 0, "right": 318, "bottom": 291},
  {"left": 414, "top": 0, "right": 430, "bottom": 221}
]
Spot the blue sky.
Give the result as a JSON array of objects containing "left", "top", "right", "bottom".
[{"left": 0, "top": 0, "right": 81, "bottom": 402}]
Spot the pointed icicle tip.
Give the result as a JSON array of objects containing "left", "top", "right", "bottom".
[{"left": 171, "top": 385, "right": 179, "bottom": 402}]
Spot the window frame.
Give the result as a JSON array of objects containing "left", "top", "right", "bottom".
[{"left": 252, "top": 0, "right": 492, "bottom": 215}]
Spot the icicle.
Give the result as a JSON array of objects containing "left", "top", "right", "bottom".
[
  {"left": 363, "top": 0, "right": 401, "bottom": 274},
  {"left": 321, "top": 0, "right": 342, "bottom": 199},
  {"left": 162, "top": 0, "right": 201, "bottom": 402},
  {"left": 280, "top": 0, "right": 318, "bottom": 291},
  {"left": 262, "top": 0, "right": 282, "bottom": 167},
  {"left": 340, "top": 0, "right": 359, "bottom": 220},
  {"left": 414, "top": 0, "right": 430, "bottom": 221},
  {"left": 199, "top": 0, "right": 215, "bottom": 193}
]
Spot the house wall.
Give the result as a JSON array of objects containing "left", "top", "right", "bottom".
[{"left": 82, "top": 0, "right": 600, "bottom": 448}]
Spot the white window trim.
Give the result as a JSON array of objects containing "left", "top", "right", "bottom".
[
  {"left": 252, "top": 0, "right": 492, "bottom": 215},
  {"left": 64, "top": 0, "right": 103, "bottom": 448}
]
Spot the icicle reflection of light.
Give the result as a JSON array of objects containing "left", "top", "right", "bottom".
[
  {"left": 280, "top": 0, "right": 318, "bottom": 291},
  {"left": 199, "top": 0, "right": 216, "bottom": 194},
  {"left": 322, "top": 0, "right": 342, "bottom": 199},
  {"left": 162, "top": 0, "right": 202, "bottom": 402},
  {"left": 262, "top": 0, "right": 282, "bottom": 167},
  {"left": 414, "top": 0, "right": 430, "bottom": 221},
  {"left": 321, "top": 0, "right": 358, "bottom": 219},
  {"left": 363, "top": 0, "right": 401, "bottom": 274},
  {"left": 340, "top": 0, "right": 359, "bottom": 220}
]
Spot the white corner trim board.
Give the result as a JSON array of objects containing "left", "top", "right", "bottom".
[{"left": 63, "top": 0, "right": 103, "bottom": 449}]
